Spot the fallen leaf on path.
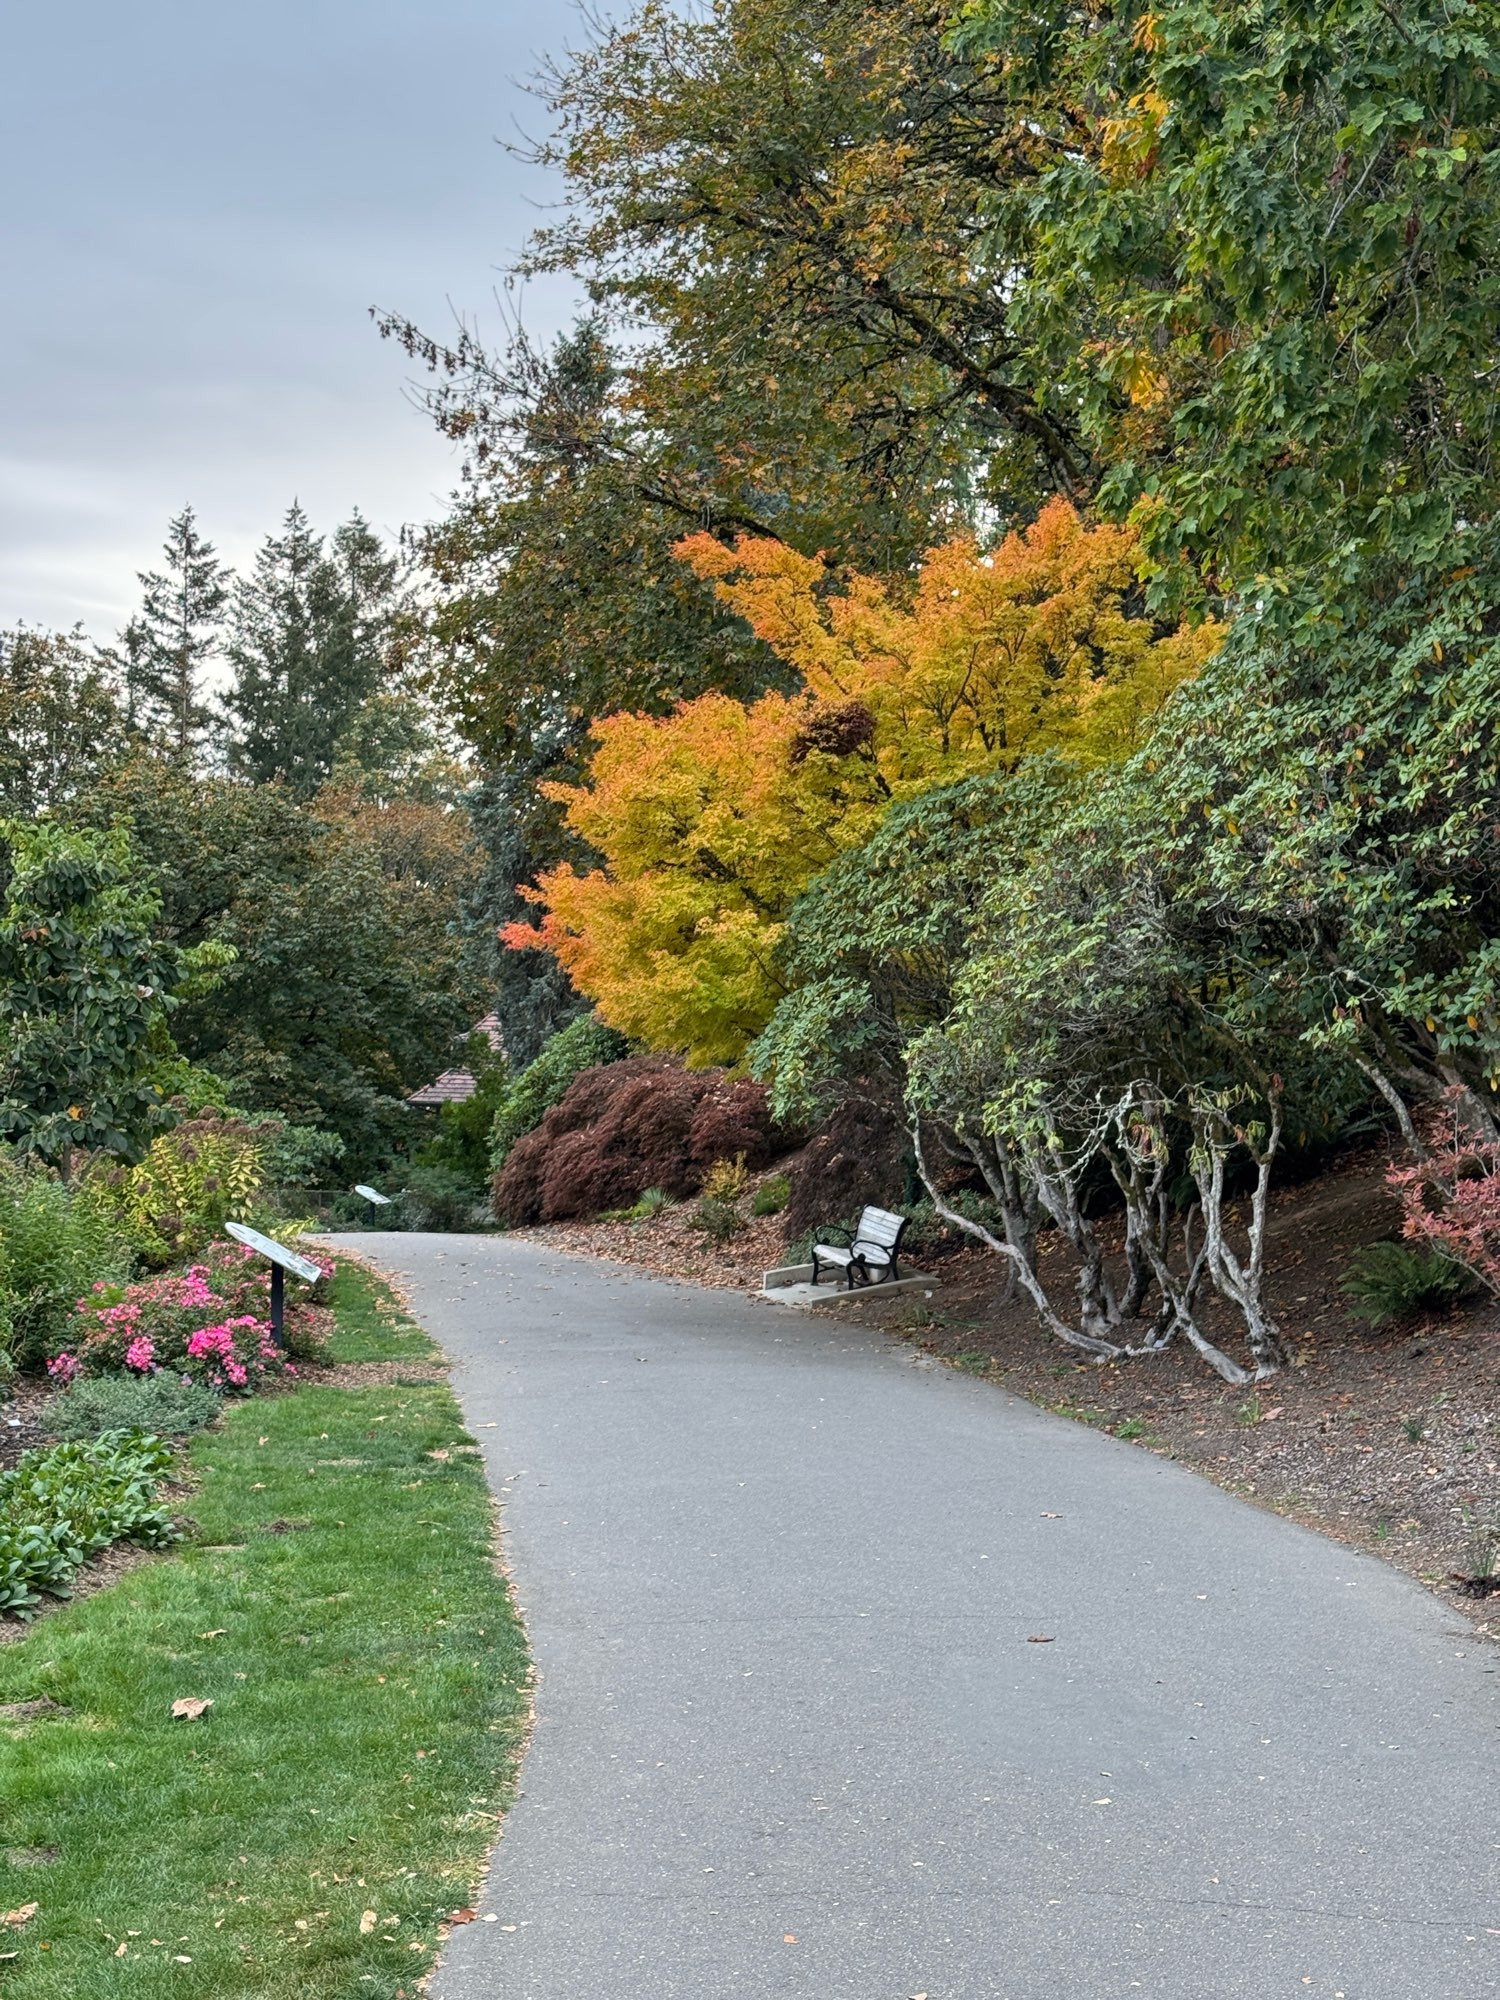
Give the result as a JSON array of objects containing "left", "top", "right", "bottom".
[
  {"left": 360, "top": 1911, "right": 377, "bottom": 1935},
  {"left": 449, "top": 1909, "right": 476, "bottom": 1925},
  {"left": 171, "top": 1698, "right": 212, "bottom": 1721},
  {"left": 1027, "top": 1634, "right": 1054, "bottom": 1644},
  {"left": 1040, "top": 1511, "right": 1061, "bottom": 1519},
  {"left": 3, "top": 1905, "right": 37, "bottom": 1929},
  {"left": 784, "top": 1934, "right": 797, "bottom": 1943},
  {"left": 1092, "top": 1797, "right": 1112, "bottom": 1806}
]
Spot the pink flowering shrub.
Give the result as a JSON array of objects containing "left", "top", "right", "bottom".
[
  {"left": 1388, "top": 1092, "right": 1500, "bottom": 1294},
  {"left": 55, "top": 1235, "right": 331, "bottom": 1393}
]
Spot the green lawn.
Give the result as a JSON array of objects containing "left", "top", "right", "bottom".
[{"left": 0, "top": 1263, "right": 528, "bottom": 1999}]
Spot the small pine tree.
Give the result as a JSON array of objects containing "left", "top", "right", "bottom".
[
  {"left": 222, "top": 504, "right": 399, "bottom": 798},
  {"left": 119, "top": 507, "right": 228, "bottom": 759}
]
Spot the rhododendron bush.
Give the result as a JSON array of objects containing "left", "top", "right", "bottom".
[{"left": 48, "top": 1237, "right": 332, "bottom": 1393}]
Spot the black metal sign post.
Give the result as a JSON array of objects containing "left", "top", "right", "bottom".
[{"left": 224, "top": 1221, "right": 323, "bottom": 1353}]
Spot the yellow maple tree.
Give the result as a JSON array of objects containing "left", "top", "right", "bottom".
[{"left": 510, "top": 501, "right": 1219, "bottom": 1062}]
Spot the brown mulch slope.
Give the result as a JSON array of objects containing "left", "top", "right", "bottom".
[{"left": 517, "top": 1149, "right": 1500, "bottom": 1626}]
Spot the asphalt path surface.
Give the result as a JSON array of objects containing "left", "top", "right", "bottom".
[{"left": 347, "top": 1231, "right": 1500, "bottom": 1999}]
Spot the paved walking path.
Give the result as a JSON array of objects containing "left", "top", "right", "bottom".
[{"left": 347, "top": 1232, "right": 1500, "bottom": 1999}]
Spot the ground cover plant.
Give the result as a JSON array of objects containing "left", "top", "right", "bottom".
[
  {"left": 46, "top": 1374, "right": 223, "bottom": 1445},
  {"left": 0, "top": 1261, "right": 529, "bottom": 2000},
  {"left": 0, "top": 1433, "right": 179, "bottom": 1617}
]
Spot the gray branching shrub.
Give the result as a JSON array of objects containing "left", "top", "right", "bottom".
[
  {"left": 48, "top": 1374, "right": 223, "bottom": 1444},
  {"left": 0, "top": 1432, "right": 179, "bottom": 1618}
]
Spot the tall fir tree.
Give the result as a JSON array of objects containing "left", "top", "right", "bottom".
[
  {"left": 118, "top": 506, "right": 228, "bottom": 758},
  {"left": 222, "top": 503, "right": 399, "bottom": 798}
]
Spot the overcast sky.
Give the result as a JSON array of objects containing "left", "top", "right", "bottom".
[{"left": 2, "top": 0, "right": 580, "bottom": 639}]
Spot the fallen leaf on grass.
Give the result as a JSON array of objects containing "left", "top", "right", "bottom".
[
  {"left": 198, "top": 1630, "right": 227, "bottom": 1641},
  {"left": 428, "top": 1449, "right": 451, "bottom": 1462},
  {"left": 1027, "top": 1634, "right": 1054, "bottom": 1644},
  {"left": 3, "top": 1904, "right": 37, "bottom": 1928},
  {"left": 115, "top": 1942, "right": 128, "bottom": 1956},
  {"left": 449, "top": 1909, "right": 476, "bottom": 1925},
  {"left": 360, "top": 1911, "right": 377, "bottom": 1935},
  {"left": 170, "top": 1698, "right": 212, "bottom": 1721}
]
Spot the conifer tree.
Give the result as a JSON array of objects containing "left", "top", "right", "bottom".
[
  {"left": 118, "top": 507, "right": 228, "bottom": 758},
  {"left": 222, "top": 504, "right": 398, "bottom": 798}
]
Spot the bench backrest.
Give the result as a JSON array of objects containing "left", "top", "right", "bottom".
[{"left": 853, "top": 1206, "right": 905, "bottom": 1250}]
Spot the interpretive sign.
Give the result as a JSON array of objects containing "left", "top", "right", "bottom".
[
  {"left": 353, "top": 1183, "right": 392, "bottom": 1206},
  {"left": 225, "top": 1221, "right": 323, "bottom": 1347}
]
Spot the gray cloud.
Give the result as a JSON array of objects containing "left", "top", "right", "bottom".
[{"left": 2, "top": 0, "right": 580, "bottom": 635}]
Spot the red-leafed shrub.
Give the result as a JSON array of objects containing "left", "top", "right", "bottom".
[
  {"left": 1388, "top": 1090, "right": 1500, "bottom": 1293},
  {"left": 492, "top": 1059, "right": 783, "bottom": 1224},
  {"left": 784, "top": 1099, "right": 909, "bottom": 1239}
]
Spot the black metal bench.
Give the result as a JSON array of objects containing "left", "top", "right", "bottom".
[{"left": 810, "top": 1205, "right": 909, "bottom": 1290}]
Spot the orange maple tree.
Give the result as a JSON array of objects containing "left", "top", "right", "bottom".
[{"left": 507, "top": 500, "right": 1220, "bottom": 1062}]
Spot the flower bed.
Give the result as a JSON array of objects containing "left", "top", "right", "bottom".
[{"left": 47, "top": 1237, "right": 331, "bottom": 1395}]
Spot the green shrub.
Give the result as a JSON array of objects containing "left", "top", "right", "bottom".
[
  {"left": 400, "top": 1164, "right": 485, "bottom": 1232},
  {"left": 751, "top": 1173, "right": 791, "bottom": 1216},
  {"left": 48, "top": 1373, "right": 223, "bottom": 1444},
  {"left": 83, "top": 1114, "right": 266, "bottom": 1265},
  {"left": 1340, "top": 1240, "right": 1474, "bottom": 1325},
  {"left": 488, "top": 1014, "right": 629, "bottom": 1169},
  {"left": 690, "top": 1197, "right": 743, "bottom": 1244},
  {"left": 691, "top": 1160, "right": 749, "bottom": 1244},
  {"left": 626, "top": 1187, "right": 674, "bottom": 1221},
  {"left": 0, "top": 1432, "right": 179, "bottom": 1618},
  {"left": 0, "top": 1159, "right": 135, "bottom": 1370}
]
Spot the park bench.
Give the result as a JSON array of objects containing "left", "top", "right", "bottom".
[{"left": 809, "top": 1206, "right": 909, "bottom": 1290}]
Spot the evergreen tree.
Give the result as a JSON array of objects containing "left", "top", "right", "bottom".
[
  {"left": 222, "top": 504, "right": 398, "bottom": 798},
  {"left": 118, "top": 507, "right": 228, "bottom": 758}
]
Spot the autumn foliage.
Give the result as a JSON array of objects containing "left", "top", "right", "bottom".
[
  {"left": 506, "top": 502, "right": 1219, "bottom": 1063},
  {"left": 491, "top": 1058, "right": 780, "bottom": 1224}
]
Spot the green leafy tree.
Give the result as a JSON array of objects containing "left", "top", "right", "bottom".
[
  {"left": 116, "top": 507, "right": 228, "bottom": 757},
  {"left": 958, "top": 0, "right": 1500, "bottom": 598},
  {"left": 0, "top": 627, "right": 126, "bottom": 816},
  {"left": 70, "top": 758, "right": 480, "bottom": 1169},
  {"left": 223, "top": 505, "right": 401, "bottom": 797},
  {"left": 0, "top": 820, "right": 199, "bottom": 1171}
]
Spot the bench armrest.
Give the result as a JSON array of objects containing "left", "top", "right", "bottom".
[{"left": 811, "top": 1223, "right": 853, "bottom": 1245}]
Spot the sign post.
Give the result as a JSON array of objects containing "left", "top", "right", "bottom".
[{"left": 224, "top": 1221, "right": 323, "bottom": 1350}]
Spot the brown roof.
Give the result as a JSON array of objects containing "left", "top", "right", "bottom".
[{"left": 407, "top": 1015, "right": 507, "bottom": 1107}]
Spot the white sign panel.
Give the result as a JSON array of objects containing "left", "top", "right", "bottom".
[
  {"left": 225, "top": 1220, "right": 324, "bottom": 1283},
  {"left": 353, "top": 1183, "right": 393, "bottom": 1205}
]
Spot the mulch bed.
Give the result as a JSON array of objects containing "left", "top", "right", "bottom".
[
  {"left": 0, "top": 1377, "right": 60, "bottom": 1472},
  {"left": 517, "top": 1147, "right": 1500, "bottom": 1627}
]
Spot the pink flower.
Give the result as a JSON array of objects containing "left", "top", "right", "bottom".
[
  {"left": 124, "top": 1335, "right": 156, "bottom": 1373},
  {"left": 47, "top": 1353, "right": 80, "bottom": 1383}
]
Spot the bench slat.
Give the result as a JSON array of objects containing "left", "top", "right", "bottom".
[{"left": 854, "top": 1207, "right": 903, "bottom": 1245}]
